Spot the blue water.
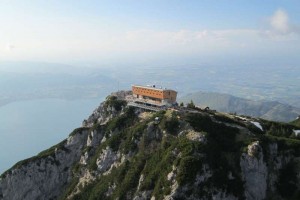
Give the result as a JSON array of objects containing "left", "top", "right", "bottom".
[{"left": 0, "top": 98, "right": 102, "bottom": 174}]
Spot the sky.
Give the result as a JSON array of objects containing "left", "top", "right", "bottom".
[{"left": 0, "top": 0, "right": 300, "bottom": 66}]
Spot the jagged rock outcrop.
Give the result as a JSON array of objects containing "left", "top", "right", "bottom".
[
  {"left": 1, "top": 92, "right": 299, "bottom": 200},
  {"left": 82, "top": 90, "right": 130, "bottom": 127},
  {"left": 240, "top": 141, "right": 267, "bottom": 200},
  {"left": 82, "top": 101, "right": 117, "bottom": 127}
]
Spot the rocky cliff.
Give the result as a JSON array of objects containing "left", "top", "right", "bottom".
[
  {"left": 0, "top": 128, "right": 89, "bottom": 200},
  {"left": 1, "top": 91, "right": 300, "bottom": 200}
]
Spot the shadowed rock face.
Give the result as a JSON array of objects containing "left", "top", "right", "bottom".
[{"left": 1, "top": 92, "right": 299, "bottom": 200}]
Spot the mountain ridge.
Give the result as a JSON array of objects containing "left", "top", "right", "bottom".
[
  {"left": 179, "top": 91, "right": 300, "bottom": 122},
  {"left": 1, "top": 91, "right": 299, "bottom": 200}
]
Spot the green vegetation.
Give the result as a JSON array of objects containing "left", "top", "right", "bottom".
[
  {"left": 86, "top": 107, "right": 139, "bottom": 171},
  {"left": 66, "top": 109, "right": 212, "bottom": 199},
  {"left": 186, "top": 113, "right": 245, "bottom": 198},
  {"left": 69, "top": 127, "right": 90, "bottom": 137},
  {"left": 113, "top": 155, "right": 146, "bottom": 199},
  {"left": 104, "top": 95, "right": 127, "bottom": 112},
  {"left": 186, "top": 100, "right": 195, "bottom": 109},
  {"left": 260, "top": 119, "right": 300, "bottom": 139},
  {"left": 72, "top": 161, "right": 131, "bottom": 200},
  {"left": 150, "top": 110, "right": 166, "bottom": 120},
  {"left": 291, "top": 118, "right": 300, "bottom": 128},
  {"left": 159, "top": 115, "right": 179, "bottom": 135},
  {"left": 176, "top": 141, "right": 203, "bottom": 185},
  {"left": 259, "top": 135, "right": 300, "bottom": 158},
  {"left": 139, "top": 136, "right": 204, "bottom": 199},
  {"left": 120, "top": 122, "right": 147, "bottom": 154},
  {"left": 105, "top": 106, "right": 136, "bottom": 132},
  {"left": 73, "top": 110, "right": 289, "bottom": 199},
  {"left": 6, "top": 95, "right": 300, "bottom": 199},
  {"left": 59, "top": 177, "right": 80, "bottom": 200},
  {"left": 75, "top": 156, "right": 147, "bottom": 200}
]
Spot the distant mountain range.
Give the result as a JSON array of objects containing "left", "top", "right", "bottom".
[
  {"left": 179, "top": 91, "right": 300, "bottom": 122},
  {"left": 1, "top": 61, "right": 300, "bottom": 109}
]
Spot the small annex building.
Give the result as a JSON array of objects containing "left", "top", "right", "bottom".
[{"left": 128, "top": 85, "right": 177, "bottom": 111}]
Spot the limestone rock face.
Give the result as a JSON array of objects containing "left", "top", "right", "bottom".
[
  {"left": 240, "top": 141, "right": 267, "bottom": 200},
  {"left": 146, "top": 122, "right": 162, "bottom": 140},
  {"left": 82, "top": 91, "right": 130, "bottom": 127},
  {"left": 96, "top": 147, "right": 119, "bottom": 173},
  {"left": 82, "top": 101, "right": 114, "bottom": 127},
  {"left": 0, "top": 129, "right": 89, "bottom": 200},
  {"left": 87, "top": 129, "right": 104, "bottom": 147}
]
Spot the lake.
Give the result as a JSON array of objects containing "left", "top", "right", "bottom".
[{"left": 0, "top": 98, "right": 102, "bottom": 174}]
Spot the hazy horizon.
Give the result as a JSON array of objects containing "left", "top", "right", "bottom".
[{"left": 0, "top": 1, "right": 299, "bottom": 67}]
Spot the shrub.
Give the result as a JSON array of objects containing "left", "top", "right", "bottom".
[
  {"left": 113, "top": 154, "right": 146, "bottom": 199},
  {"left": 177, "top": 156, "right": 202, "bottom": 184},
  {"left": 187, "top": 100, "right": 195, "bottom": 109},
  {"left": 106, "top": 107, "right": 137, "bottom": 133},
  {"left": 105, "top": 95, "right": 126, "bottom": 112},
  {"left": 160, "top": 116, "right": 179, "bottom": 135},
  {"left": 69, "top": 127, "right": 89, "bottom": 137},
  {"left": 107, "top": 132, "right": 122, "bottom": 151}
]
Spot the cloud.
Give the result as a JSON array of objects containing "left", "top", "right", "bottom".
[
  {"left": 270, "top": 9, "right": 289, "bottom": 34},
  {"left": 120, "top": 29, "right": 224, "bottom": 53},
  {"left": 259, "top": 9, "right": 300, "bottom": 40},
  {"left": 6, "top": 43, "right": 15, "bottom": 51},
  {"left": 106, "top": 28, "right": 264, "bottom": 58}
]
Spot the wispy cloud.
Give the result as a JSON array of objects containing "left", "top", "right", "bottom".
[
  {"left": 118, "top": 29, "right": 259, "bottom": 52},
  {"left": 5, "top": 43, "right": 15, "bottom": 52},
  {"left": 262, "top": 9, "right": 300, "bottom": 40},
  {"left": 270, "top": 9, "right": 290, "bottom": 34}
]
